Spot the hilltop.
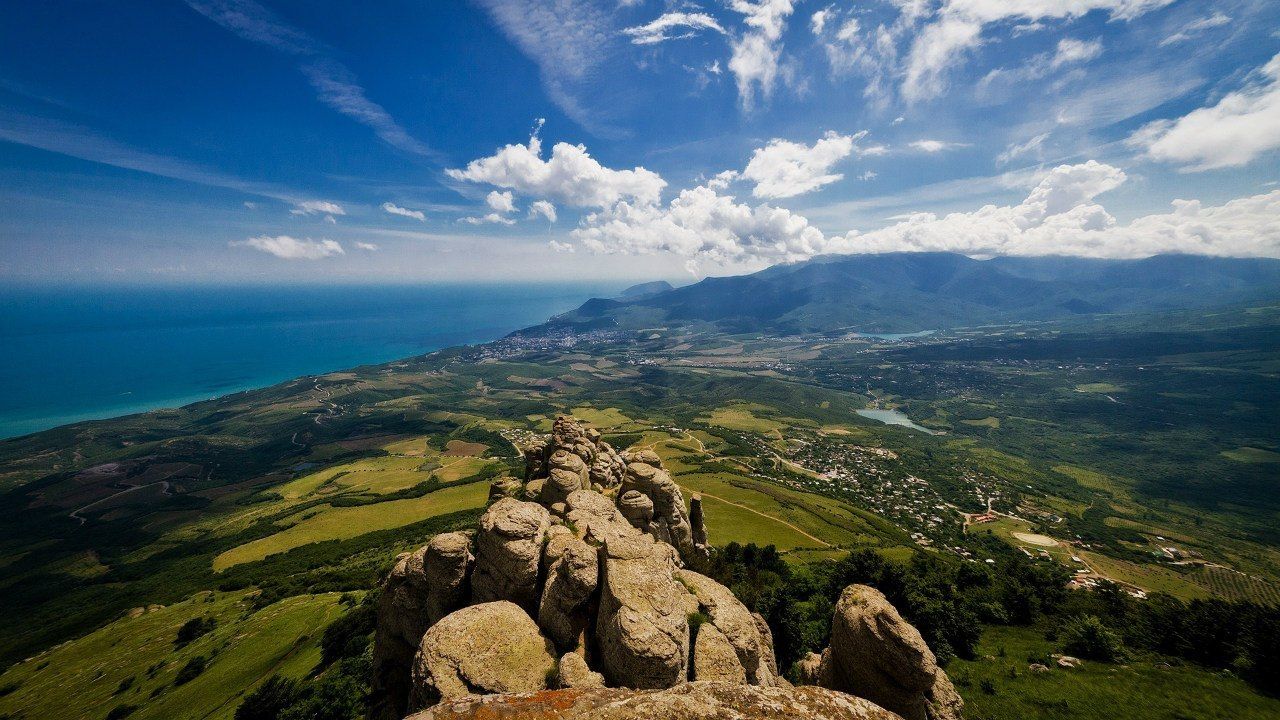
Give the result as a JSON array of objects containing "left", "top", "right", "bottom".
[{"left": 531, "top": 253, "right": 1280, "bottom": 335}]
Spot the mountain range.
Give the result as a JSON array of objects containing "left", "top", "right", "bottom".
[{"left": 535, "top": 253, "right": 1280, "bottom": 335}]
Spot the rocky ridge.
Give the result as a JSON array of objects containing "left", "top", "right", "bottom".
[{"left": 371, "top": 415, "right": 963, "bottom": 720}]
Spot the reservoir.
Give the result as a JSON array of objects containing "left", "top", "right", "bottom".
[{"left": 856, "top": 408, "right": 942, "bottom": 435}]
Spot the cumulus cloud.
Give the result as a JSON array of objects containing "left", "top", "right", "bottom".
[
  {"left": 528, "top": 200, "right": 557, "bottom": 222},
  {"left": 741, "top": 130, "right": 866, "bottom": 199},
  {"left": 291, "top": 200, "right": 345, "bottom": 216},
  {"left": 231, "top": 235, "right": 344, "bottom": 259},
  {"left": 549, "top": 239, "right": 575, "bottom": 253},
  {"left": 562, "top": 159, "right": 1280, "bottom": 264},
  {"left": 354, "top": 241, "right": 379, "bottom": 251},
  {"left": 910, "top": 139, "right": 969, "bottom": 153},
  {"left": 903, "top": 0, "right": 1171, "bottom": 101},
  {"left": 1160, "top": 12, "right": 1231, "bottom": 46},
  {"left": 382, "top": 202, "right": 425, "bottom": 221},
  {"left": 728, "top": 0, "right": 795, "bottom": 109},
  {"left": 447, "top": 126, "right": 666, "bottom": 208},
  {"left": 840, "top": 162, "right": 1280, "bottom": 258},
  {"left": 571, "top": 184, "right": 833, "bottom": 265},
  {"left": 623, "top": 12, "right": 725, "bottom": 44},
  {"left": 1128, "top": 52, "right": 1280, "bottom": 171},
  {"left": 486, "top": 190, "right": 517, "bottom": 214}
]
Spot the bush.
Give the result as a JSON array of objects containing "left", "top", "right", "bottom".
[
  {"left": 235, "top": 676, "right": 301, "bottom": 720},
  {"left": 1061, "top": 615, "right": 1125, "bottom": 662},
  {"left": 105, "top": 705, "right": 139, "bottom": 720},
  {"left": 174, "top": 655, "right": 208, "bottom": 685},
  {"left": 174, "top": 617, "right": 217, "bottom": 648}
]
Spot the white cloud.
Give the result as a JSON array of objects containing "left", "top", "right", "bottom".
[
  {"left": 1128, "top": 52, "right": 1280, "bottom": 171},
  {"left": 728, "top": 0, "right": 795, "bottom": 109},
  {"left": 706, "top": 170, "right": 740, "bottom": 190},
  {"left": 291, "top": 200, "right": 345, "bottom": 216},
  {"left": 909, "top": 139, "right": 969, "bottom": 153},
  {"left": 231, "top": 235, "right": 344, "bottom": 259},
  {"left": 382, "top": 202, "right": 425, "bottom": 221},
  {"left": 623, "top": 12, "right": 725, "bottom": 45},
  {"left": 1160, "top": 12, "right": 1231, "bottom": 46},
  {"left": 571, "top": 184, "right": 834, "bottom": 264},
  {"left": 840, "top": 163, "right": 1280, "bottom": 258},
  {"left": 741, "top": 130, "right": 865, "bottom": 199},
  {"left": 858, "top": 170, "right": 879, "bottom": 181},
  {"left": 529, "top": 200, "right": 558, "bottom": 222},
  {"left": 486, "top": 190, "right": 517, "bottom": 214},
  {"left": 892, "top": 116, "right": 906, "bottom": 125},
  {"left": 996, "top": 132, "right": 1050, "bottom": 166},
  {"left": 447, "top": 127, "right": 666, "bottom": 208},
  {"left": 980, "top": 37, "right": 1103, "bottom": 92},
  {"left": 461, "top": 213, "right": 516, "bottom": 226},
  {"left": 810, "top": 7, "right": 831, "bottom": 35},
  {"left": 354, "top": 241, "right": 379, "bottom": 251},
  {"left": 903, "top": 0, "right": 1171, "bottom": 101},
  {"left": 549, "top": 240, "right": 575, "bottom": 253}
]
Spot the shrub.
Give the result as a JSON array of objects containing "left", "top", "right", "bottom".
[
  {"left": 174, "top": 617, "right": 217, "bottom": 648},
  {"left": 106, "top": 704, "right": 139, "bottom": 720},
  {"left": 174, "top": 655, "right": 208, "bottom": 686},
  {"left": 1061, "top": 615, "right": 1125, "bottom": 662},
  {"left": 235, "top": 676, "right": 301, "bottom": 720}
]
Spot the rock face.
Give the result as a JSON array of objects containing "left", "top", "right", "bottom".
[
  {"left": 409, "top": 601, "right": 556, "bottom": 711},
  {"left": 404, "top": 682, "right": 904, "bottom": 720},
  {"left": 373, "top": 415, "right": 951, "bottom": 720},
  {"left": 815, "top": 585, "right": 963, "bottom": 720},
  {"left": 470, "top": 498, "right": 549, "bottom": 611},
  {"left": 595, "top": 535, "right": 689, "bottom": 689}
]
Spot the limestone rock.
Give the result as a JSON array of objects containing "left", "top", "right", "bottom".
[
  {"left": 753, "top": 612, "right": 778, "bottom": 678},
  {"left": 796, "top": 651, "right": 825, "bottom": 686},
  {"left": 558, "top": 652, "right": 606, "bottom": 689},
  {"left": 676, "top": 570, "right": 767, "bottom": 685},
  {"left": 821, "top": 584, "right": 962, "bottom": 720},
  {"left": 621, "top": 462, "right": 700, "bottom": 560},
  {"left": 404, "top": 682, "right": 904, "bottom": 720},
  {"left": 488, "top": 477, "right": 522, "bottom": 503},
  {"left": 564, "top": 489, "right": 639, "bottom": 546},
  {"left": 618, "top": 489, "right": 654, "bottom": 531},
  {"left": 690, "top": 494, "right": 708, "bottom": 548},
  {"left": 409, "top": 601, "right": 557, "bottom": 710},
  {"left": 595, "top": 535, "right": 690, "bottom": 689},
  {"left": 693, "top": 624, "right": 748, "bottom": 683},
  {"left": 471, "top": 498, "right": 550, "bottom": 610},
  {"left": 538, "top": 535, "right": 599, "bottom": 653}
]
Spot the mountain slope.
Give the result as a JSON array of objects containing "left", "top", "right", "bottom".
[{"left": 533, "top": 253, "right": 1280, "bottom": 335}]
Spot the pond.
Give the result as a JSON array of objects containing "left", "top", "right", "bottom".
[{"left": 856, "top": 408, "right": 943, "bottom": 435}]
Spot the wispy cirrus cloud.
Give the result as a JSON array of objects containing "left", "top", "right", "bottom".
[
  {"left": 622, "top": 12, "right": 725, "bottom": 45},
  {"left": 382, "top": 202, "right": 425, "bottom": 221},
  {"left": 184, "top": 0, "right": 433, "bottom": 156}
]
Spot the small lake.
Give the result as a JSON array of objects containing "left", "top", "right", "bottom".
[{"left": 856, "top": 408, "right": 943, "bottom": 435}]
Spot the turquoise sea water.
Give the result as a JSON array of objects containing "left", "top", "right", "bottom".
[{"left": 0, "top": 283, "right": 624, "bottom": 439}]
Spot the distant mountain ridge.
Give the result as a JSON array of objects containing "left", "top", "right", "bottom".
[{"left": 530, "top": 253, "right": 1280, "bottom": 335}]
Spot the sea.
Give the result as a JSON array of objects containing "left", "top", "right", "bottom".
[{"left": 0, "top": 282, "right": 626, "bottom": 439}]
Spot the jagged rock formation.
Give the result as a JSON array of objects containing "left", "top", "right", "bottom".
[
  {"left": 809, "top": 585, "right": 964, "bottom": 720},
  {"left": 373, "top": 415, "right": 961, "bottom": 720},
  {"left": 404, "top": 682, "right": 902, "bottom": 720}
]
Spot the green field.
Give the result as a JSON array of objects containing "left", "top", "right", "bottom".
[
  {"left": 212, "top": 482, "right": 490, "bottom": 571},
  {"left": 952, "top": 625, "right": 1280, "bottom": 720},
  {"left": 0, "top": 591, "right": 347, "bottom": 720}
]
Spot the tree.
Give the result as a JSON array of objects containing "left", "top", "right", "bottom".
[{"left": 1061, "top": 615, "right": 1125, "bottom": 662}]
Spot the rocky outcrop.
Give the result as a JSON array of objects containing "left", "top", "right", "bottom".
[
  {"left": 404, "top": 682, "right": 904, "bottom": 720},
  {"left": 470, "top": 498, "right": 549, "bottom": 611},
  {"left": 373, "top": 415, "right": 952, "bottom": 720},
  {"left": 595, "top": 535, "right": 690, "bottom": 689},
  {"left": 814, "top": 585, "right": 963, "bottom": 720},
  {"left": 558, "top": 652, "right": 605, "bottom": 689},
  {"left": 409, "top": 601, "right": 557, "bottom": 711}
]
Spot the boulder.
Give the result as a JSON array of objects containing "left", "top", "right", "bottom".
[
  {"left": 821, "top": 585, "right": 962, "bottom": 720},
  {"left": 409, "top": 601, "right": 557, "bottom": 710},
  {"left": 693, "top": 624, "right": 747, "bottom": 683},
  {"left": 618, "top": 489, "right": 654, "bottom": 531},
  {"left": 558, "top": 652, "right": 606, "bottom": 689},
  {"left": 471, "top": 498, "right": 550, "bottom": 611},
  {"left": 753, "top": 613, "right": 779, "bottom": 679},
  {"left": 690, "top": 494, "right": 708, "bottom": 548},
  {"left": 795, "top": 651, "right": 825, "bottom": 686},
  {"left": 404, "top": 682, "right": 903, "bottom": 720},
  {"left": 488, "top": 477, "right": 522, "bottom": 503},
  {"left": 565, "top": 489, "right": 640, "bottom": 546},
  {"left": 538, "top": 535, "right": 599, "bottom": 653},
  {"left": 676, "top": 570, "right": 767, "bottom": 685},
  {"left": 621, "top": 462, "right": 698, "bottom": 560},
  {"left": 595, "top": 535, "right": 690, "bottom": 689}
]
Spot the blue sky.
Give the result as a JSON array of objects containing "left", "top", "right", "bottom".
[{"left": 1, "top": 0, "right": 1278, "bottom": 283}]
